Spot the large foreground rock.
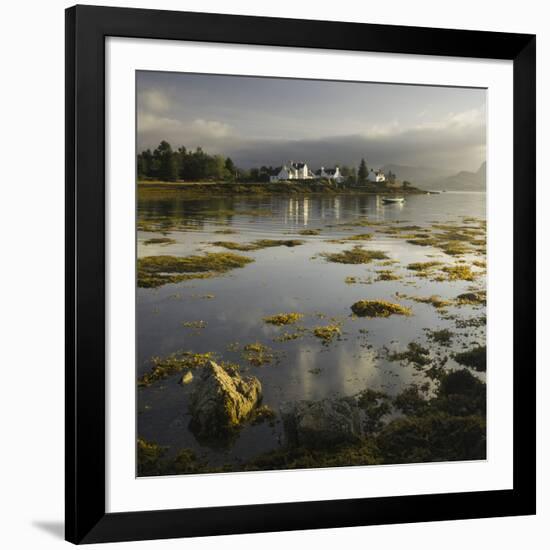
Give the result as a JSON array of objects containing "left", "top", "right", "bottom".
[
  {"left": 189, "top": 361, "right": 262, "bottom": 437},
  {"left": 281, "top": 398, "right": 363, "bottom": 448}
]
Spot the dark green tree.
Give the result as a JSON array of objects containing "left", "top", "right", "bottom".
[
  {"left": 153, "top": 140, "right": 178, "bottom": 181},
  {"left": 176, "top": 146, "right": 187, "bottom": 179},
  {"left": 183, "top": 147, "right": 209, "bottom": 179},
  {"left": 224, "top": 157, "right": 236, "bottom": 179},
  {"left": 137, "top": 148, "right": 153, "bottom": 178},
  {"left": 358, "top": 158, "right": 368, "bottom": 183}
]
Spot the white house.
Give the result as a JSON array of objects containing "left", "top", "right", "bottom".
[
  {"left": 315, "top": 166, "right": 344, "bottom": 183},
  {"left": 367, "top": 168, "right": 386, "bottom": 183},
  {"left": 270, "top": 161, "right": 313, "bottom": 182},
  {"left": 270, "top": 161, "right": 345, "bottom": 183}
]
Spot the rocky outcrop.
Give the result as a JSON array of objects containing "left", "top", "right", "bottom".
[
  {"left": 281, "top": 397, "right": 363, "bottom": 448},
  {"left": 189, "top": 360, "right": 262, "bottom": 437}
]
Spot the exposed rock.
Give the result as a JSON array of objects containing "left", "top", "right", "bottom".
[
  {"left": 189, "top": 361, "right": 262, "bottom": 437},
  {"left": 455, "top": 290, "right": 487, "bottom": 306},
  {"left": 281, "top": 397, "right": 363, "bottom": 448},
  {"left": 351, "top": 299, "right": 411, "bottom": 317},
  {"left": 180, "top": 371, "right": 193, "bottom": 385}
]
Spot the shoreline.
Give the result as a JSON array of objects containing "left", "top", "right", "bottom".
[{"left": 137, "top": 180, "right": 431, "bottom": 196}]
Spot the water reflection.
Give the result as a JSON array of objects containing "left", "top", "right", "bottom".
[{"left": 137, "top": 191, "right": 486, "bottom": 466}]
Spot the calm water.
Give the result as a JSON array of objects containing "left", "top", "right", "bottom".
[{"left": 137, "top": 192, "right": 486, "bottom": 468}]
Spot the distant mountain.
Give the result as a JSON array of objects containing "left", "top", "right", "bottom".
[
  {"left": 381, "top": 164, "right": 455, "bottom": 187},
  {"left": 380, "top": 163, "right": 486, "bottom": 191},
  {"left": 428, "top": 162, "right": 486, "bottom": 191}
]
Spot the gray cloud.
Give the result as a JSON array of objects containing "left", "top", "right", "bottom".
[
  {"left": 222, "top": 113, "right": 485, "bottom": 171},
  {"left": 137, "top": 71, "right": 486, "bottom": 173},
  {"left": 138, "top": 112, "right": 234, "bottom": 150}
]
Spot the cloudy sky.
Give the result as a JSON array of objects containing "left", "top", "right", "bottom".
[{"left": 137, "top": 71, "right": 486, "bottom": 173}]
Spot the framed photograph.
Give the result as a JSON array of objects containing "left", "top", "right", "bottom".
[{"left": 65, "top": 5, "right": 536, "bottom": 544}]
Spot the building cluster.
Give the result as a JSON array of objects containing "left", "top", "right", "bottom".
[{"left": 269, "top": 161, "right": 386, "bottom": 184}]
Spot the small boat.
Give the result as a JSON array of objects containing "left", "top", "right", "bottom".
[{"left": 382, "top": 197, "right": 405, "bottom": 204}]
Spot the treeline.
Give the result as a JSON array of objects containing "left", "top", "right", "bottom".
[
  {"left": 137, "top": 141, "right": 238, "bottom": 182},
  {"left": 137, "top": 141, "right": 400, "bottom": 185}
]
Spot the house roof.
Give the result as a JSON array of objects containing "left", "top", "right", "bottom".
[{"left": 289, "top": 162, "right": 306, "bottom": 169}]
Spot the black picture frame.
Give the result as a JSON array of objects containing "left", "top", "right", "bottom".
[{"left": 65, "top": 4, "right": 536, "bottom": 544}]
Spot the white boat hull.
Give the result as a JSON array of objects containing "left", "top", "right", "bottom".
[{"left": 382, "top": 197, "right": 405, "bottom": 204}]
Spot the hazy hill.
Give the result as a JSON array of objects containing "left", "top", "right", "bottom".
[
  {"left": 381, "top": 164, "right": 455, "bottom": 187},
  {"left": 382, "top": 162, "right": 486, "bottom": 191},
  {"left": 428, "top": 162, "right": 486, "bottom": 191}
]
